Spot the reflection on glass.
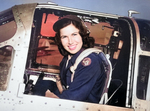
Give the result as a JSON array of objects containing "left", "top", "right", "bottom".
[
  {"left": 137, "top": 56, "right": 150, "bottom": 100},
  {"left": 0, "top": 46, "right": 13, "bottom": 91},
  {"left": 136, "top": 19, "right": 150, "bottom": 51},
  {"left": 36, "top": 38, "right": 63, "bottom": 66},
  {"left": 86, "top": 22, "right": 113, "bottom": 45}
]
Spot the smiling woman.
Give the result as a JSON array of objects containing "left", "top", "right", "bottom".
[
  {"left": 23, "top": 6, "right": 131, "bottom": 106},
  {"left": 24, "top": 8, "right": 117, "bottom": 103},
  {"left": 44, "top": 15, "right": 108, "bottom": 103},
  {"left": 60, "top": 23, "right": 83, "bottom": 54}
]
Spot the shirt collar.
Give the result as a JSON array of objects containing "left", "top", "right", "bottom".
[{"left": 69, "top": 48, "right": 84, "bottom": 64}]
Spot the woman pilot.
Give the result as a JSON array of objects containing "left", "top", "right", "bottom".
[{"left": 45, "top": 15, "right": 107, "bottom": 103}]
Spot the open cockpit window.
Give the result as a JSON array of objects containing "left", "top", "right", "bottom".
[
  {"left": 26, "top": 9, "right": 120, "bottom": 72},
  {"left": 24, "top": 8, "right": 131, "bottom": 106},
  {"left": 0, "top": 46, "right": 13, "bottom": 91}
]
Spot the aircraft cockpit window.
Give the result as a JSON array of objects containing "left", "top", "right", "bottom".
[
  {"left": 40, "top": 13, "right": 58, "bottom": 37},
  {"left": 86, "top": 22, "right": 114, "bottom": 45},
  {"left": 36, "top": 13, "right": 115, "bottom": 66},
  {"left": 36, "top": 13, "right": 63, "bottom": 66},
  {"left": 25, "top": 10, "right": 117, "bottom": 95},
  {"left": 137, "top": 56, "right": 150, "bottom": 100},
  {"left": 0, "top": 46, "right": 13, "bottom": 91},
  {"left": 136, "top": 19, "right": 150, "bottom": 51},
  {"left": 25, "top": 8, "right": 131, "bottom": 106},
  {"left": 36, "top": 37, "right": 63, "bottom": 66},
  {"left": 0, "top": 9, "right": 17, "bottom": 42}
]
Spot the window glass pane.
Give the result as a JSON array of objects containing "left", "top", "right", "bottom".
[
  {"left": 137, "top": 55, "right": 150, "bottom": 99},
  {"left": 0, "top": 46, "right": 13, "bottom": 91},
  {"left": 86, "top": 22, "right": 113, "bottom": 45},
  {"left": 0, "top": 9, "right": 17, "bottom": 42},
  {"left": 36, "top": 38, "right": 63, "bottom": 66},
  {"left": 136, "top": 19, "right": 150, "bottom": 51}
]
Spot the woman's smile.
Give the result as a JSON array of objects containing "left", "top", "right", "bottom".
[{"left": 68, "top": 44, "right": 77, "bottom": 50}]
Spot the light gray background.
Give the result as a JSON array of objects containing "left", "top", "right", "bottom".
[{"left": 1, "top": 0, "right": 150, "bottom": 20}]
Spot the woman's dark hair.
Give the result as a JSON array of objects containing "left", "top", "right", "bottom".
[{"left": 54, "top": 18, "right": 95, "bottom": 56}]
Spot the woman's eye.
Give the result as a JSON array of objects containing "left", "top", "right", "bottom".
[
  {"left": 61, "top": 36, "right": 67, "bottom": 39},
  {"left": 72, "top": 33, "right": 77, "bottom": 36}
]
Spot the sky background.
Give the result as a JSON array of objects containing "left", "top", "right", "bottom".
[{"left": 0, "top": 0, "right": 150, "bottom": 20}]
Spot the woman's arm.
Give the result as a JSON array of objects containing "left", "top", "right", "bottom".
[
  {"left": 55, "top": 75, "right": 64, "bottom": 94},
  {"left": 45, "top": 90, "right": 59, "bottom": 98}
]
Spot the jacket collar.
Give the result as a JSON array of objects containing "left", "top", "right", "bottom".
[{"left": 68, "top": 48, "right": 84, "bottom": 65}]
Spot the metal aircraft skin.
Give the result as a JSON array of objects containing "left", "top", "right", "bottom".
[{"left": 0, "top": 2, "right": 150, "bottom": 111}]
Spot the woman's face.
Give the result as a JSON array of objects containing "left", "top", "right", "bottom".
[{"left": 60, "top": 23, "right": 83, "bottom": 54}]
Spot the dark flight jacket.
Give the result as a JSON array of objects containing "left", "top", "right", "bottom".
[{"left": 57, "top": 49, "right": 106, "bottom": 103}]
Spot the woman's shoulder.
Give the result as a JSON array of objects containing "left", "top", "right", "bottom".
[
  {"left": 79, "top": 48, "right": 105, "bottom": 61},
  {"left": 88, "top": 51, "right": 107, "bottom": 61},
  {"left": 88, "top": 52, "right": 103, "bottom": 60},
  {"left": 80, "top": 52, "right": 102, "bottom": 67}
]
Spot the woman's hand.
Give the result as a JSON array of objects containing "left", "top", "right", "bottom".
[{"left": 45, "top": 90, "right": 59, "bottom": 98}]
